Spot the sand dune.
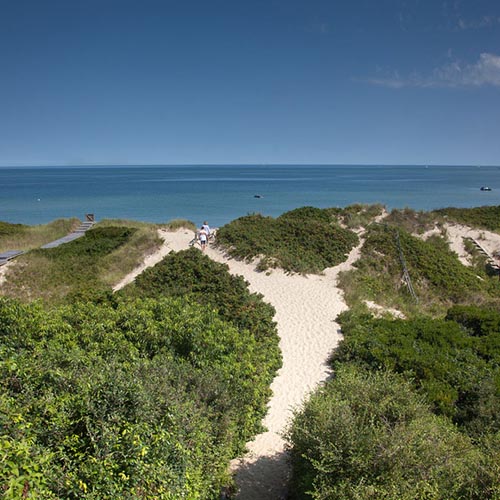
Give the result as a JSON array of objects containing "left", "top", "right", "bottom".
[
  {"left": 3, "top": 221, "right": 498, "bottom": 498},
  {"left": 125, "top": 229, "right": 361, "bottom": 499},
  {"left": 106, "top": 223, "right": 500, "bottom": 498}
]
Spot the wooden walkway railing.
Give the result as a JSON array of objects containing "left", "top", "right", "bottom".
[{"left": 0, "top": 215, "right": 95, "bottom": 265}]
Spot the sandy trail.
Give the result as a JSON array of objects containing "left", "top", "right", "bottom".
[
  {"left": 115, "top": 228, "right": 361, "bottom": 499},
  {"left": 108, "top": 221, "right": 500, "bottom": 498},
  {"left": 444, "top": 223, "right": 500, "bottom": 266}
]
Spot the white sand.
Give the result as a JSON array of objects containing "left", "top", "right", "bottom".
[
  {"left": 2, "top": 219, "right": 495, "bottom": 497},
  {"left": 112, "top": 222, "right": 500, "bottom": 498},
  {"left": 0, "top": 261, "right": 13, "bottom": 287},
  {"left": 114, "top": 228, "right": 361, "bottom": 499},
  {"left": 444, "top": 223, "right": 500, "bottom": 266}
]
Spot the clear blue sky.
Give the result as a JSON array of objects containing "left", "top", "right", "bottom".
[{"left": 1, "top": 0, "right": 499, "bottom": 166}]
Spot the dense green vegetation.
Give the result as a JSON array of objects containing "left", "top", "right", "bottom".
[
  {"left": 216, "top": 207, "right": 359, "bottom": 273},
  {"left": 0, "top": 219, "right": 79, "bottom": 253},
  {"left": 435, "top": 205, "right": 500, "bottom": 231},
  {"left": 1, "top": 228, "right": 281, "bottom": 498},
  {"left": 3, "top": 207, "right": 500, "bottom": 498},
  {"left": 333, "top": 307, "right": 500, "bottom": 435},
  {"left": 287, "top": 307, "right": 500, "bottom": 499},
  {"left": 339, "top": 223, "right": 500, "bottom": 315},
  {"left": 0, "top": 296, "right": 277, "bottom": 498},
  {"left": 120, "top": 247, "right": 281, "bottom": 411},
  {"left": 287, "top": 364, "right": 498, "bottom": 500}
]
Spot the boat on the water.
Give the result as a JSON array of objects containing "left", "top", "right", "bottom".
[{"left": 480, "top": 186, "right": 492, "bottom": 191}]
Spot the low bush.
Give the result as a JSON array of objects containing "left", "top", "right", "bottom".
[
  {"left": 434, "top": 205, "right": 500, "bottom": 231},
  {"left": 120, "top": 247, "right": 281, "bottom": 400},
  {"left": 334, "top": 309, "right": 500, "bottom": 435},
  {"left": 286, "top": 364, "right": 496, "bottom": 500},
  {"left": 0, "top": 295, "right": 277, "bottom": 498},
  {"left": 216, "top": 207, "right": 359, "bottom": 273}
]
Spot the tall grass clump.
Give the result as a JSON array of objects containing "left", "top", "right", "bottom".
[
  {"left": 164, "top": 218, "right": 197, "bottom": 231},
  {"left": 384, "top": 207, "right": 444, "bottom": 235},
  {"left": 434, "top": 205, "right": 500, "bottom": 231},
  {"left": 216, "top": 207, "right": 359, "bottom": 273},
  {"left": 93, "top": 221, "right": 163, "bottom": 285},
  {"left": 325, "top": 203, "right": 386, "bottom": 229},
  {"left": 0, "top": 218, "right": 79, "bottom": 253},
  {"left": 1, "top": 226, "right": 137, "bottom": 305}
]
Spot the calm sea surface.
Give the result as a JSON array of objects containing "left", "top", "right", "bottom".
[{"left": 1, "top": 165, "right": 499, "bottom": 227}]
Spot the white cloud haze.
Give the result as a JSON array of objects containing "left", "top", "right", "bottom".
[{"left": 367, "top": 53, "right": 500, "bottom": 88}]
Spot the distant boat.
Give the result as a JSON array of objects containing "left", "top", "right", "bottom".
[
  {"left": 480, "top": 186, "right": 492, "bottom": 191},
  {"left": 254, "top": 194, "right": 263, "bottom": 198}
]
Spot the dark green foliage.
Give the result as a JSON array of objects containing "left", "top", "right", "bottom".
[
  {"left": 122, "top": 247, "right": 279, "bottom": 344},
  {"left": 0, "top": 295, "right": 277, "bottom": 498},
  {"left": 216, "top": 208, "right": 359, "bottom": 273},
  {"left": 446, "top": 304, "right": 500, "bottom": 338},
  {"left": 286, "top": 364, "right": 494, "bottom": 500},
  {"left": 34, "top": 226, "right": 135, "bottom": 260},
  {"left": 121, "top": 248, "right": 281, "bottom": 416},
  {"left": 334, "top": 310, "right": 500, "bottom": 435},
  {"left": 435, "top": 205, "right": 500, "bottom": 231}
]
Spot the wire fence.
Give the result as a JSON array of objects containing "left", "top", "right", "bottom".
[{"left": 394, "top": 229, "right": 419, "bottom": 303}]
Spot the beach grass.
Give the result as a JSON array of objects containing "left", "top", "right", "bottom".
[{"left": 0, "top": 218, "right": 80, "bottom": 253}]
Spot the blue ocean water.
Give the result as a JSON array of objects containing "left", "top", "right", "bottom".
[{"left": 1, "top": 165, "right": 499, "bottom": 227}]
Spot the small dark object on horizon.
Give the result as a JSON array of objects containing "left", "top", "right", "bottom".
[
  {"left": 480, "top": 186, "right": 492, "bottom": 191},
  {"left": 254, "top": 194, "right": 263, "bottom": 198}
]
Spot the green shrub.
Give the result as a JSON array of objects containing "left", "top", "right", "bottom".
[
  {"left": 216, "top": 208, "right": 359, "bottom": 273},
  {"left": 334, "top": 310, "right": 500, "bottom": 435},
  {"left": 0, "top": 295, "right": 278, "bottom": 498},
  {"left": 286, "top": 364, "right": 494, "bottom": 500},
  {"left": 434, "top": 205, "right": 500, "bottom": 231}
]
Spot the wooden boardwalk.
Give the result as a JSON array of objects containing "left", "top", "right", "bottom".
[
  {"left": 465, "top": 237, "right": 500, "bottom": 272},
  {"left": 41, "top": 221, "right": 95, "bottom": 249},
  {"left": 0, "top": 217, "right": 95, "bottom": 265},
  {"left": 0, "top": 250, "right": 24, "bottom": 267}
]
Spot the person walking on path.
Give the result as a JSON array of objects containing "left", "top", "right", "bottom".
[
  {"left": 201, "top": 221, "right": 211, "bottom": 237},
  {"left": 199, "top": 226, "right": 208, "bottom": 252}
]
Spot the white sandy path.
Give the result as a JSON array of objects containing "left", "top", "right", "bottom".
[
  {"left": 444, "top": 223, "right": 500, "bottom": 266},
  {"left": 0, "top": 261, "right": 14, "bottom": 287},
  {"left": 410, "top": 223, "right": 500, "bottom": 268},
  {"left": 115, "top": 228, "right": 362, "bottom": 499}
]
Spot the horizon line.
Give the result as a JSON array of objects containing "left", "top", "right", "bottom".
[{"left": 1, "top": 163, "right": 498, "bottom": 168}]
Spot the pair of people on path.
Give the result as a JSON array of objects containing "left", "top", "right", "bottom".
[{"left": 199, "top": 221, "right": 210, "bottom": 252}]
